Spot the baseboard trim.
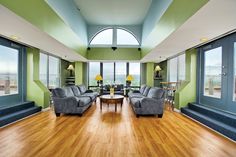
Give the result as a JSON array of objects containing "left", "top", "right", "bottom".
[
  {"left": 174, "top": 108, "right": 180, "bottom": 113},
  {"left": 181, "top": 112, "right": 236, "bottom": 143},
  {"left": 42, "top": 107, "right": 51, "bottom": 112},
  {"left": 0, "top": 111, "right": 41, "bottom": 129}
]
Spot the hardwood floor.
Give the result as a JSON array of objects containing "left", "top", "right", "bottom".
[{"left": 0, "top": 98, "right": 236, "bottom": 157}]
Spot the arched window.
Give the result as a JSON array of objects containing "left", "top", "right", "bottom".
[
  {"left": 90, "top": 29, "right": 113, "bottom": 45},
  {"left": 117, "top": 29, "right": 139, "bottom": 45}
]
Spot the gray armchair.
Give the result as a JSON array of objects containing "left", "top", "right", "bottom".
[
  {"left": 52, "top": 85, "right": 98, "bottom": 117},
  {"left": 129, "top": 86, "right": 165, "bottom": 118}
]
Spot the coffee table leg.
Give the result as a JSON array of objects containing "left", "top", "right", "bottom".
[
  {"left": 115, "top": 103, "right": 117, "bottom": 112},
  {"left": 121, "top": 99, "right": 123, "bottom": 108},
  {"left": 100, "top": 99, "right": 102, "bottom": 110}
]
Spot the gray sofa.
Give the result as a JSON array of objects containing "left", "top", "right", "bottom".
[
  {"left": 128, "top": 85, "right": 165, "bottom": 118},
  {"left": 51, "top": 85, "right": 98, "bottom": 117}
]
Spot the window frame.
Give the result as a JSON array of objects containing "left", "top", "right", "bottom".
[
  {"left": 88, "top": 62, "right": 141, "bottom": 88},
  {"left": 167, "top": 53, "right": 186, "bottom": 83},
  {"left": 89, "top": 27, "right": 140, "bottom": 48},
  {"left": 39, "top": 51, "right": 61, "bottom": 89}
]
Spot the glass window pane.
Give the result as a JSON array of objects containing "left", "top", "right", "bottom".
[
  {"left": 169, "top": 58, "right": 178, "bottom": 82},
  {"left": 39, "top": 53, "right": 48, "bottom": 87},
  {"left": 0, "top": 45, "right": 18, "bottom": 96},
  {"left": 234, "top": 43, "right": 236, "bottom": 101},
  {"left": 89, "top": 62, "right": 100, "bottom": 86},
  {"left": 178, "top": 54, "right": 186, "bottom": 81},
  {"left": 117, "top": 29, "right": 139, "bottom": 45},
  {"left": 204, "top": 47, "right": 222, "bottom": 98},
  {"left": 90, "top": 29, "right": 113, "bottom": 45},
  {"left": 115, "top": 62, "right": 127, "bottom": 84},
  {"left": 49, "top": 56, "right": 60, "bottom": 89},
  {"left": 103, "top": 63, "right": 114, "bottom": 85},
  {"left": 129, "top": 63, "right": 140, "bottom": 86}
]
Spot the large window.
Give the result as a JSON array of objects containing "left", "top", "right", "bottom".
[
  {"left": 90, "top": 28, "right": 139, "bottom": 47},
  {"left": 39, "top": 53, "right": 47, "bottom": 86},
  {"left": 90, "top": 29, "right": 113, "bottom": 45},
  {"left": 129, "top": 63, "right": 141, "bottom": 86},
  {"left": 117, "top": 29, "right": 139, "bottom": 45},
  {"left": 39, "top": 52, "right": 60, "bottom": 89},
  {"left": 0, "top": 45, "right": 18, "bottom": 96},
  {"left": 89, "top": 62, "right": 100, "bottom": 86},
  {"left": 115, "top": 62, "right": 127, "bottom": 84},
  {"left": 103, "top": 63, "right": 114, "bottom": 85},
  {"left": 49, "top": 56, "right": 60, "bottom": 89},
  {"left": 168, "top": 54, "right": 186, "bottom": 82},
  {"left": 88, "top": 62, "right": 141, "bottom": 86}
]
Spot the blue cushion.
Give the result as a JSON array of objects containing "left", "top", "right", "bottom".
[
  {"left": 139, "top": 85, "right": 146, "bottom": 94},
  {"left": 52, "top": 88, "right": 66, "bottom": 98},
  {"left": 77, "top": 85, "right": 87, "bottom": 94},
  {"left": 64, "top": 86, "right": 75, "bottom": 97},
  {"left": 71, "top": 86, "right": 81, "bottom": 97},
  {"left": 143, "top": 86, "right": 151, "bottom": 96},
  {"left": 147, "top": 87, "right": 164, "bottom": 99}
]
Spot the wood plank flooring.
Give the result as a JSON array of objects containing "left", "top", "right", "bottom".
[{"left": 0, "top": 98, "right": 236, "bottom": 157}]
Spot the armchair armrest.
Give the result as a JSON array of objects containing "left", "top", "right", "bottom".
[
  {"left": 85, "top": 90, "right": 94, "bottom": 93},
  {"left": 53, "top": 96, "right": 79, "bottom": 113},
  {"left": 140, "top": 97, "right": 165, "bottom": 112},
  {"left": 132, "top": 90, "right": 140, "bottom": 93}
]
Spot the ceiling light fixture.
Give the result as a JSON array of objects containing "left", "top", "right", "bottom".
[
  {"left": 200, "top": 37, "right": 208, "bottom": 42},
  {"left": 10, "top": 35, "right": 20, "bottom": 41}
]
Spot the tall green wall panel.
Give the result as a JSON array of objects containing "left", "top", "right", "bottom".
[
  {"left": 146, "top": 62, "right": 154, "bottom": 86},
  {"left": 26, "top": 48, "right": 50, "bottom": 108},
  {"left": 174, "top": 49, "right": 197, "bottom": 109},
  {"left": 75, "top": 62, "right": 83, "bottom": 85}
]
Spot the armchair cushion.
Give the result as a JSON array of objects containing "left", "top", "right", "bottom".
[
  {"left": 143, "top": 86, "right": 151, "bottom": 96},
  {"left": 139, "top": 85, "right": 147, "bottom": 94},
  {"left": 147, "top": 87, "right": 164, "bottom": 99},
  {"left": 52, "top": 88, "right": 66, "bottom": 98},
  {"left": 71, "top": 86, "right": 81, "bottom": 96},
  {"left": 64, "top": 87, "right": 75, "bottom": 97},
  {"left": 77, "top": 85, "right": 87, "bottom": 94}
]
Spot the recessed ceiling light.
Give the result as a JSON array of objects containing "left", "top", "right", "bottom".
[
  {"left": 10, "top": 35, "right": 20, "bottom": 41},
  {"left": 200, "top": 37, "right": 208, "bottom": 42}
]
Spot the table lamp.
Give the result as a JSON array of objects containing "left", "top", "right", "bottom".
[
  {"left": 95, "top": 74, "right": 103, "bottom": 86},
  {"left": 67, "top": 64, "right": 74, "bottom": 77},
  {"left": 155, "top": 65, "right": 162, "bottom": 78},
  {"left": 126, "top": 75, "right": 134, "bottom": 87}
]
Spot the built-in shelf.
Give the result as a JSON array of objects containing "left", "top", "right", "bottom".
[{"left": 65, "top": 76, "right": 75, "bottom": 86}]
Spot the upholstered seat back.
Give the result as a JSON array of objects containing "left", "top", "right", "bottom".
[
  {"left": 77, "top": 85, "right": 87, "bottom": 94},
  {"left": 139, "top": 85, "right": 147, "bottom": 94},
  {"left": 64, "top": 86, "right": 75, "bottom": 97},
  {"left": 143, "top": 86, "right": 151, "bottom": 96},
  {"left": 147, "top": 87, "right": 165, "bottom": 99},
  {"left": 71, "top": 86, "right": 81, "bottom": 96},
  {"left": 52, "top": 88, "right": 66, "bottom": 98}
]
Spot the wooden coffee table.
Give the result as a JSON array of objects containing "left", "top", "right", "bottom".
[{"left": 100, "top": 95, "right": 124, "bottom": 112}]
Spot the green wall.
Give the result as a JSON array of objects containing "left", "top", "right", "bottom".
[
  {"left": 141, "top": 0, "right": 208, "bottom": 58},
  {"left": 26, "top": 47, "right": 50, "bottom": 108},
  {"left": 154, "top": 61, "right": 167, "bottom": 87},
  {"left": 75, "top": 62, "right": 83, "bottom": 85},
  {"left": 60, "top": 59, "right": 74, "bottom": 87},
  {"left": 87, "top": 48, "right": 141, "bottom": 61},
  {"left": 0, "top": 0, "right": 87, "bottom": 58},
  {"left": 175, "top": 49, "right": 197, "bottom": 109},
  {"left": 146, "top": 62, "right": 154, "bottom": 86}
]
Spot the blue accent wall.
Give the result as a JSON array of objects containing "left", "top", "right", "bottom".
[
  {"left": 142, "top": 0, "right": 172, "bottom": 43},
  {"left": 46, "top": 0, "right": 88, "bottom": 45}
]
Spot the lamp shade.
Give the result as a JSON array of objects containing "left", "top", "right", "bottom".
[
  {"left": 95, "top": 74, "right": 103, "bottom": 81},
  {"left": 155, "top": 65, "right": 162, "bottom": 71},
  {"left": 67, "top": 64, "right": 74, "bottom": 70},
  {"left": 126, "top": 75, "right": 134, "bottom": 81}
]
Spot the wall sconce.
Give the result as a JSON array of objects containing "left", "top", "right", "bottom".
[{"left": 111, "top": 47, "right": 117, "bottom": 51}]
